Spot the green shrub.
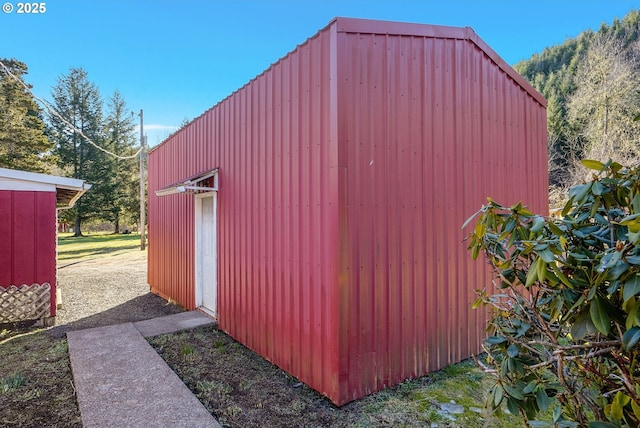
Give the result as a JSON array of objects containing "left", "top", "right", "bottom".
[{"left": 466, "top": 160, "right": 640, "bottom": 427}]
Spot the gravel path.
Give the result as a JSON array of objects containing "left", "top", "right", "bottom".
[{"left": 48, "top": 251, "right": 183, "bottom": 338}]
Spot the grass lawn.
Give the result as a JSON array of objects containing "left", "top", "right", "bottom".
[{"left": 57, "top": 232, "right": 143, "bottom": 262}]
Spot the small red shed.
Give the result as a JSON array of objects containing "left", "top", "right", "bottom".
[
  {"left": 0, "top": 167, "right": 89, "bottom": 324},
  {"left": 148, "top": 17, "right": 548, "bottom": 405}
]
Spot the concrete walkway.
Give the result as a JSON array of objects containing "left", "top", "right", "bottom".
[{"left": 67, "top": 311, "right": 220, "bottom": 428}]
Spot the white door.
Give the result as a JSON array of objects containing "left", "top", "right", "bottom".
[{"left": 196, "top": 193, "right": 217, "bottom": 316}]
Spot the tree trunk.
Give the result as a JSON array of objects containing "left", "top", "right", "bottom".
[
  {"left": 73, "top": 200, "right": 83, "bottom": 237},
  {"left": 73, "top": 213, "right": 82, "bottom": 237},
  {"left": 603, "top": 96, "right": 609, "bottom": 144},
  {"left": 114, "top": 216, "right": 120, "bottom": 234}
]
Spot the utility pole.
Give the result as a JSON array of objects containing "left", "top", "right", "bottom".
[{"left": 139, "top": 109, "right": 147, "bottom": 250}]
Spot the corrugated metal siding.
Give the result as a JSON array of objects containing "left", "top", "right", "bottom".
[
  {"left": 0, "top": 190, "right": 57, "bottom": 315},
  {"left": 148, "top": 24, "right": 341, "bottom": 401},
  {"left": 335, "top": 29, "right": 547, "bottom": 402},
  {"left": 148, "top": 17, "right": 547, "bottom": 406}
]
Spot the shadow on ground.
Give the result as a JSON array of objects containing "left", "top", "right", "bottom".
[
  {"left": 57, "top": 245, "right": 141, "bottom": 262},
  {"left": 48, "top": 293, "right": 184, "bottom": 338}
]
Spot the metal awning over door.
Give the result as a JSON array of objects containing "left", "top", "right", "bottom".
[{"left": 155, "top": 168, "right": 219, "bottom": 196}]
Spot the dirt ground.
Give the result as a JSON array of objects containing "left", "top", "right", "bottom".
[
  {"left": 2, "top": 251, "right": 515, "bottom": 427},
  {"left": 49, "top": 251, "right": 183, "bottom": 338},
  {"left": 51, "top": 252, "right": 425, "bottom": 427},
  {"left": 148, "top": 327, "right": 511, "bottom": 428},
  {"left": 51, "top": 253, "right": 426, "bottom": 427},
  {"left": 1, "top": 251, "right": 183, "bottom": 427},
  {"left": 150, "top": 327, "right": 354, "bottom": 428}
]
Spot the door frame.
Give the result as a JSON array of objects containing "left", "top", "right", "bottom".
[{"left": 194, "top": 191, "right": 217, "bottom": 317}]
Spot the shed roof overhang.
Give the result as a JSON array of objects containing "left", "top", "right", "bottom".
[
  {"left": 155, "top": 168, "right": 219, "bottom": 197},
  {"left": 0, "top": 167, "right": 91, "bottom": 208}
]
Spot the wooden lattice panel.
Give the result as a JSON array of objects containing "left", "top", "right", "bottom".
[{"left": 0, "top": 283, "right": 51, "bottom": 323}]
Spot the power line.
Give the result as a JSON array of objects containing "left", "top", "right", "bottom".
[{"left": 0, "top": 59, "right": 142, "bottom": 161}]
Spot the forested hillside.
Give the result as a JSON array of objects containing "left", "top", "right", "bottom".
[{"left": 515, "top": 9, "right": 640, "bottom": 203}]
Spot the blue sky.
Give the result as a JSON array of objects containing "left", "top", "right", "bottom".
[{"left": 2, "top": 0, "right": 638, "bottom": 146}]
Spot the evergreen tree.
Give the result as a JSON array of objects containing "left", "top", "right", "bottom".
[
  {"left": 48, "top": 68, "right": 107, "bottom": 236},
  {"left": 103, "top": 91, "right": 139, "bottom": 233},
  {"left": 0, "top": 58, "right": 54, "bottom": 172}
]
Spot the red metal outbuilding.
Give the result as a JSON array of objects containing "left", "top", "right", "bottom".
[
  {"left": 0, "top": 167, "right": 89, "bottom": 324},
  {"left": 148, "top": 17, "right": 548, "bottom": 405}
]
